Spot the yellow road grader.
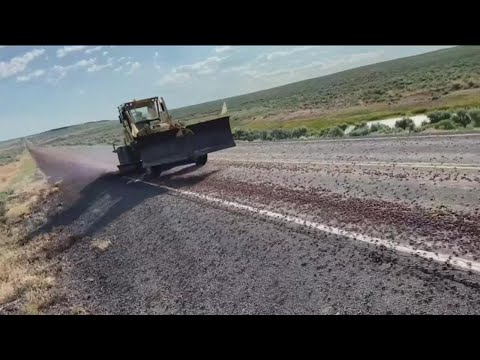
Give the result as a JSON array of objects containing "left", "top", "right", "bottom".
[{"left": 114, "top": 97, "right": 235, "bottom": 177}]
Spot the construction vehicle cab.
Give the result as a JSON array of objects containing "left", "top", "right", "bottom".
[
  {"left": 114, "top": 96, "right": 235, "bottom": 177},
  {"left": 119, "top": 97, "right": 180, "bottom": 137}
]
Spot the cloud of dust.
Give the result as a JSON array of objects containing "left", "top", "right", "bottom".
[{"left": 27, "top": 145, "right": 118, "bottom": 201}]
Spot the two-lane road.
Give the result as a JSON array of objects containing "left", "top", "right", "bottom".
[{"left": 29, "top": 134, "right": 480, "bottom": 314}]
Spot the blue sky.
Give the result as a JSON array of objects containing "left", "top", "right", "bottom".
[{"left": 0, "top": 45, "right": 452, "bottom": 141}]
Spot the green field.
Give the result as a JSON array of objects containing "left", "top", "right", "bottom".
[{"left": 1, "top": 45, "right": 480, "bottom": 156}]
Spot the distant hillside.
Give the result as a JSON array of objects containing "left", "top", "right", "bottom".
[
  {"left": 170, "top": 46, "right": 480, "bottom": 129},
  {"left": 26, "top": 120, "right": 120, "bottom": 147},
  {"left": 4, "top": 45, "right": 480, "bottom": 151}
]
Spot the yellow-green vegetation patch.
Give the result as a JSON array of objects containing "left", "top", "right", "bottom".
[
  {"left": 9, "top": 153, "right": 38, "bottom": 188},
  {"left": 0, "top": 150, "right": 64, "bottom": 314}
]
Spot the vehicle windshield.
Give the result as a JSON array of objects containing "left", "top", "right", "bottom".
[{"left": 129, "top": 102, "right": 159, "bottom": 122}]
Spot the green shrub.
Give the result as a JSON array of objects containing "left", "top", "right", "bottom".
[
  {"left": 328, "top": 126, "right": 344, "bottom": 137},
  {"left": 350, "top": 128, "right": 370, "bottom": 137},
  {"left": 450, "top": 81, "right": 463, "bottom": 91},
  {"left": 354, "top": 122, "right": 367, "bottom": 130},
  {"left": 468, "top": 109, "right": 480, "bottom": 127},
  {"left": 452, "top": 110, "right": 471, "bottom": 127},
  {"left": 434, "top": 119, "right": 457, "bottom": 130},
  {"left": 395, "top": 117, "right": 415, "bottom": 131},
  {"left": 270, "top": 129, "right": 291, "bottom": 140},
  {"left": 369, "top": 123, "right": 380, "bottom": 132},
  {"left": 370, "top": 123, "right": 392, "bottom": 133},
  {"left": 291, "top": 127, "right": 308, "bottom": 138},
  {"left": 233, "top": 129, "right": 261, "bottom": 141},
  {"left": 315, "top": 128, "right": 329, "bottom": 137},
  {"left": 233, "top": 128, "right": 246, "bottom": 139},
  {"left": 428, "top": 111, "right": 451, "bottom": 123},
  {"left": 350, "top": 125, "right": 370, "bottom": 136},
  {"left": 338, "top": 123, "right": 349, "bottom": 131}
]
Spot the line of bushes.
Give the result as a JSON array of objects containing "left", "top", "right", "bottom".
[
  {"left": 233, "top": 125, "right": 355, "bottom": 141},
  {"left": 232, "top": 127, "right": 310, "bottom": 141},
  {"left": 232, "top": 108, "right": 480, "bottom": 141},
  {"left": 427, "top": 108, "right": 480, "bottom": 128}
]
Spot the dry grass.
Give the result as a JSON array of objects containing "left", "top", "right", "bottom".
[
  {"left": 90, "top": 238, "right": 112, "bottom": 252},
  {"left": 0, "top": 162, "right": 19, "bottom": 192},
  {"left": 0, "top": 150, "right": 64, "bottom": 314},
  {"left": 0, "top": 283, "right": 16, "bottom": 305},
  {"left": 0, "top": 232, "right": 59, "bottom": 310},
  {"left": 22, "top": 288, "right": 57, "bottom": 315},
  {"left": 6, "top": 201, "right": 34, "bottom": 220}
]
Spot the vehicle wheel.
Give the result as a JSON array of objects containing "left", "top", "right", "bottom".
[
  {"left": 118, "top": 162, "right": 142, "bottom": 175},
  {"left": 146, "top": 166, "right": 162, "bottom": 178},
  {"left": 195, "top": 154, "right": 208, "bottom": 166}
]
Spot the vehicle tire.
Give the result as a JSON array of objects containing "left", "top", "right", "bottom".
[
  {"left": 118, "top": 162, "right": 142, "bottom": 175},
  {"left": 195, "top": 154, "right": 208, "bottom": 166},
  {"left": 146, "top": 165, "right": 162, "bottom": 178}
]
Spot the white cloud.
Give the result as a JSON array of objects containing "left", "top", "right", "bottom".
[
  {"left": 103, "top": 51, "right": 108, "bottom": 56},
  {"left": 0, "top": 48, "right": 45, "bottom": 79},
  {"left": 239, "top": 50, "right": 387, "bottom": 88},
  {"left": 157, "top": 54, "right": 228, "bottom": 86},
  {"left": 73, "top": 58, "right": 96, "bottom": 68},
  {"left": 85, "top": 46, "right": 103, "bottom": 54},
  {"left": 48, "top": 57, "right": 96, "bottom": 82},
  {"left": 259, "top": 46, "right": 316, "bottom": 62},
  {"left": 86, "top": 55, "right": 116, "bottom": 73},
  {"left": 87, "top": 62, "right": 113, "bottom": 72},
  {"left": 0, "top": 46, "right": 6, "bottom": 49},
  {"left": 221, "top": 64, "right": 249, "bottom": 73},
  {"left": 215, "top": 46, "right": 233, "bottom": 53},
  {"left": 78, "top": 89, "right": 85, "bottom": 95},
  {"left": 158, "top": 72, "right": 190, "bottom": 86},
  {"left": 118, "top": 57, "right": 126, "bottom": 62},
  {"left": 16, "top": 69, "right": 46, "bottom": 82},
  {"left": 125, "top": 62, "right": 140, "bottom": 75},
  {"left": 175, "top": 56, "right": 226, "bottom": 76},
  {"left": 113, "top": 66, "right": 123, "bottom": 72},
  {"left": 348, "top": 51, "right": 385, "bottom": 62},
  {"left": 56, "top": 46, "right": 88, "bottom": 58},
  {"left": 154, "top": 52, "right": 162, "bottom": 70}
]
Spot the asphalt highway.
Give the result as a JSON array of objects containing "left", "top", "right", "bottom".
[{"left": 28, "top": 134, "right": 480, "bottom": 314}]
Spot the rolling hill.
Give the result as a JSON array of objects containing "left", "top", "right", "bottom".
[{"left": 170, "top": 45, "right": 480, "bottom": 129}]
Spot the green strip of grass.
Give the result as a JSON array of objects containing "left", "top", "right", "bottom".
[{"left": 244, "top": 94, "right": 480, "bottom": 131}]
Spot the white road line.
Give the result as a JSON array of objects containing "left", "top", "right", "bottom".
[
  {"left": 212, "top": 158, "right": 480, "bottom": 171},
  {"left": 125, "top": 176, "right": 480, "bottom": 275}
]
